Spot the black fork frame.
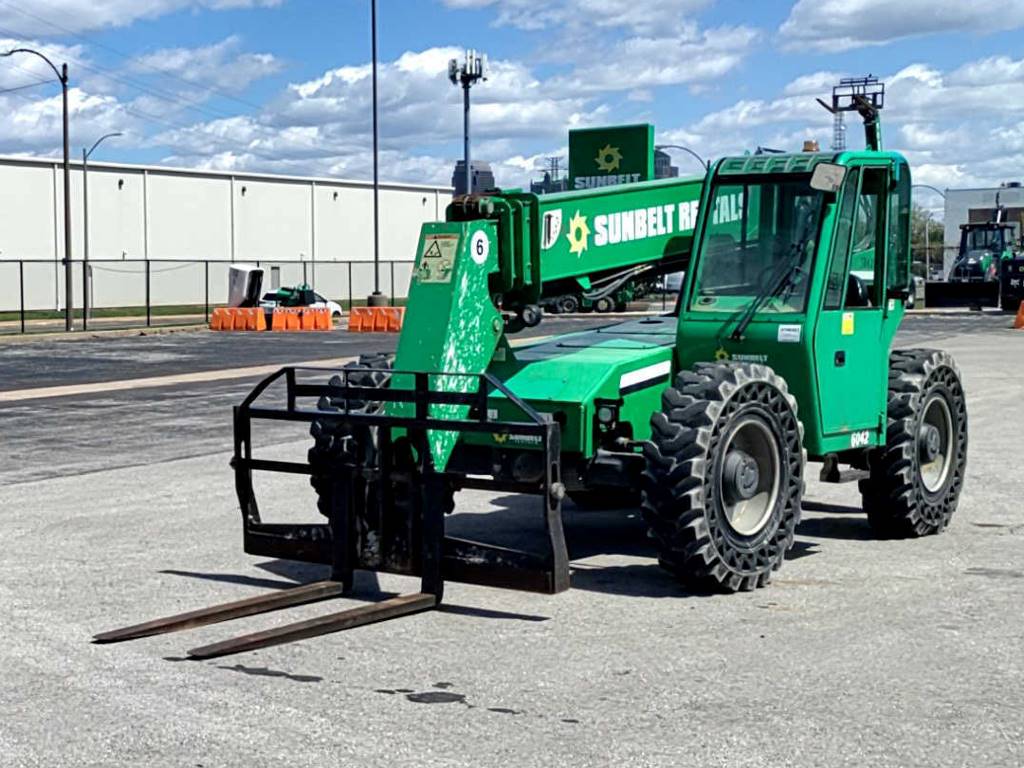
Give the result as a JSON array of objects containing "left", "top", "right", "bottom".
[{"left": 232, "top": 366, "right": 570, "bottom": 603}]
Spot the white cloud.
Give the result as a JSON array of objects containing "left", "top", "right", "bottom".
[
  {"left": 439, "top": 0, "right": 759, "bottom": 104},
  {"left": 0, "top": 1, "right": 282, "bottom": 36},
  {"left": 553, "top": 24, "right": 758, "bottom": 92},
  {"left": 130, "top": 35, "right": 282, "bottom": 92},
  {"left": 151, "top": 46, "right": 610, "bottom": 186},
  {"left": 779, "top": 0, "right": 1024, "bottom": 52},
  {"left": 0, "top": 86, "right": 137, "bottom": 152},
  {"left": 661, "top": 55, "right": 1024, "bottom": 203},
  {"left": 440, "top": 0, "right": 710, "bottom": 35}
]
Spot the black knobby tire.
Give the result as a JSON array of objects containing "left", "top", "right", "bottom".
[
  {"left": 860, "top": 349, "right": 967, "bottom": 537},
  {"left": 308, "top": 353, "right": 393, "bottom": 518},
  {"left": 641, "top": 363, "right": 805, "bottom": 592},
  {"left": 593, "top": 296, "right": 615, "bottom": 313},
  {"left": 558, "top": 295, "right": 580, "bottom": 314}
]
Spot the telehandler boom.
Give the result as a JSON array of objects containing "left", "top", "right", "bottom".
[{"left": 97, "top": 98, "right": 967, "bottom": 659}]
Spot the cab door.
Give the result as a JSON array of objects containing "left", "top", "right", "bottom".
[{"left": 814, "top": 164, "right": 890, "bottom": 437}]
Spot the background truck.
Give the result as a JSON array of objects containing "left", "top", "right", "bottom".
[{"left": 99, "top": 92, "right": 968, "bottom": 659}]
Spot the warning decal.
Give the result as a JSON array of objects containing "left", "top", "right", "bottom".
[{"left": 417, "top": 234, "right": 459, "bottom": 284}]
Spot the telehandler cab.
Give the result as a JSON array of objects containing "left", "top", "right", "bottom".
[{"left": 97, "top": 97, "right": 967, "bottom": 659}]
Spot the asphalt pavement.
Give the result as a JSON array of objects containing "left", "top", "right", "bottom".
[{"left": 1, "top": 312, "right": 1022, "bottom": 767}]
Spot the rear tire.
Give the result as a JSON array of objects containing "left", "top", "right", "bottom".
[
  {"left": 641, "top": 363, "right": 805, "bottom": 592},
  {"left": 860, "top": 349, "right": 967, "bottom": 537},
  {"left": 594, "top": 296, "right": 615, "bottom": 313}
]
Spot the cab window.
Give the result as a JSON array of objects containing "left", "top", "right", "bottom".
[
  {"left": 690, "top": 176, "right": 824, "bottom": 315},
  {"left": 846, "top": 167, "right": 887, "bottom": 308}
]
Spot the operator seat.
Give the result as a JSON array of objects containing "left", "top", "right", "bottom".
[{"left": 845, "top": 274, "right": 871, "bottom": 307}]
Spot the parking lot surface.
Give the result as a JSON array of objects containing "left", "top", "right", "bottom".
[{"left": 1, "top": 312, "right": 1021, "bottom": 767}]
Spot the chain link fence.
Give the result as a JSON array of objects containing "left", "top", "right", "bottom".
[{"left": 0, "top": 258, "right": 414, "bottom": 335}]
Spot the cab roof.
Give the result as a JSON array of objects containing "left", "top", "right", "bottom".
[{"left": 716, "top": 150, "right": 907, "bottom": 176}]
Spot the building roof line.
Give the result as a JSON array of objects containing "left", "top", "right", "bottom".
[{"left": 0, "top": 154, "right": 453, "bottom": 194}]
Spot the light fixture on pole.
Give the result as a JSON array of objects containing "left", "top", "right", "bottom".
[
  {"left": 2, "top": 48, "right": 73, "bottom": 331},
  {"left": 82, "top": 131, "right": 122, "bottom": 330},
  {"left": 654, "top": 144, "right": 710, "bottom": 172},
  {"left": 448, "top": 49, "right": 487, "bottom": 196}
]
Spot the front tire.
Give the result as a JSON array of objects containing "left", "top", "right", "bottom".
[
  {"left": 860, "top": 349, "right": 968, "bottom": 537},
  {"left": 641, "top": 363, "right": 805, "bottom": 592},
  {"left": 308, "top": 354, "right": 392, "bottom": 518}
]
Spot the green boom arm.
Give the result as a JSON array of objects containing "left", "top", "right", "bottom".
[{"left": 393, "top": 176, "right": 704, "bottom": 467}]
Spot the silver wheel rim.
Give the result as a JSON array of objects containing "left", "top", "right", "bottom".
[
  {"left": 920, "top": 394, "right": 953, "bottom": 493},
  {"left": 718, "top": 416, "right": 781, "bottom": 537}
]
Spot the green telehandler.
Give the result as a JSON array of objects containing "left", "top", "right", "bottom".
[{"left": 97, "top": 94, "right": 968, "bottom": 659}]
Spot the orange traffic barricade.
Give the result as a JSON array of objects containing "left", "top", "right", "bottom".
[
  {"left": 315, "top": 307, "right": 332, "bottom": 330},
  {"left": 248, "top": 307, "right": 267, "bottom": 331},
  {"left": 299, "top": 308, "right": 316, "bottom": 331},
  {"left": 1014, "top": 302, "right": 1024, "bottom": 330},
  {"left": 348, "top": 306, "right": 370, "bottom": 332},
  {"left": 271, "top": 308, "right": 287, "bottom": 331},
  {"left": 271, "top": 307, "right": 301, "bottom": 331},
  {"left": 209, "top": 307, "right": 229, "bottom": 331},
  {"left": 347, "top": 306, "right": 403, "bottom": 333},
  {"left": 231, "top": 308, "right": 248, "bottom": 331},
  {"left": 383, "top": 307, "right": 405, "bottom": 332}
]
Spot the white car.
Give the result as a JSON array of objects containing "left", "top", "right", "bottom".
[{"left": 260, "top": 290, "right": 343, "bottom": 319}]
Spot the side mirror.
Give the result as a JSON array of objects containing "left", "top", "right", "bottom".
[{"left": 810, "top": 163, "right": 846, "bottom": 193}]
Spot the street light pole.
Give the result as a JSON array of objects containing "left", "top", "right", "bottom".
[
  {"left": 924, "top": 209, "right": 931, "bottom": 280},
  {"left": 1, "top": 49, "right": 73, "bottom": 331},
  {"left": 463, "top": 76, "right": 471, "bottom": 197},
  {"left": 913, "top": 185, "right": 946, "bottom": 281},
  {"left": 82, "top": 131, "right": 122, "bottom": 330},
  {"left": 367, "top": 0, "right": 387, "bottom": 307},
  {"left": 448, "top": 50, "right": 487, "bottom": 196}
]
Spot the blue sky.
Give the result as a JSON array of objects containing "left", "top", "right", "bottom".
[{"left": 1, "top": 0, "right": 1023, "bottom": 212}]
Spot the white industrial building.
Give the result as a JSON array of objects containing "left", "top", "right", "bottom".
[
  {"left": 943, "top": 182, "right": 1024, "bottom": 274},
  {"left": 0, "top": 156, "right": 453, "bottom": 312}
]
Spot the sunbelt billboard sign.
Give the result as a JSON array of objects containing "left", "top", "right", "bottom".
[{"left": 568, "top": 124, "right": 655, "bottom": 191}]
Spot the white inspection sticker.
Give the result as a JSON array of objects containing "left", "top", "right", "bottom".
[{"left": 777, "top": 324, "right": 802, "bottom": 343}]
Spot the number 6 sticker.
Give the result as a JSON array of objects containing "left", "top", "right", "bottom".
[{"left": 470, "top": 231, "right": 489, "bottom": 265}]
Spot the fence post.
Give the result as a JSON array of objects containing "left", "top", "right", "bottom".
[
  {"left": 82, "top": 260, "right": 89, "bottom": 332},
  {"left": 19, "top": 260, "right": 25, "bottom": 334},
  {"left": 390, "top": 261, "right": 395, "bottom": 307},
  {"left": 204, "top": 260, "right": 210, "bottom": 322},
  {"left": 348, "top": 262, "right": 353, "bottom": 309},
  {"left": 145, "top": 260, "right": 151, "bottom": 327},
  {"left": 302, "top": 261, "right": 307, "bottom": 286}
]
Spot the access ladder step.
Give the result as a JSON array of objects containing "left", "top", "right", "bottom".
[
  {"left": 92, "top": 580, "right": 348, "bottom": 644},
  {"left": 187, "top": 592, "right": 438, "bottom": 659}
]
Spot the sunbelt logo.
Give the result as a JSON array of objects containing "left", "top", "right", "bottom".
[
  {"left": 563, "top": 200, "right": 702, "bottom": 256},
  {"left": 573, "top": 143, "right": 642, "bottom": 190}
]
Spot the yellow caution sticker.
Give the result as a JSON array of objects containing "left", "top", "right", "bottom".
[
  {"left": 841, "top": 312, "right": 855, "bottom": 336},
  {"left": 417, "top": 234, "right": 458, "bottom": 284}
]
